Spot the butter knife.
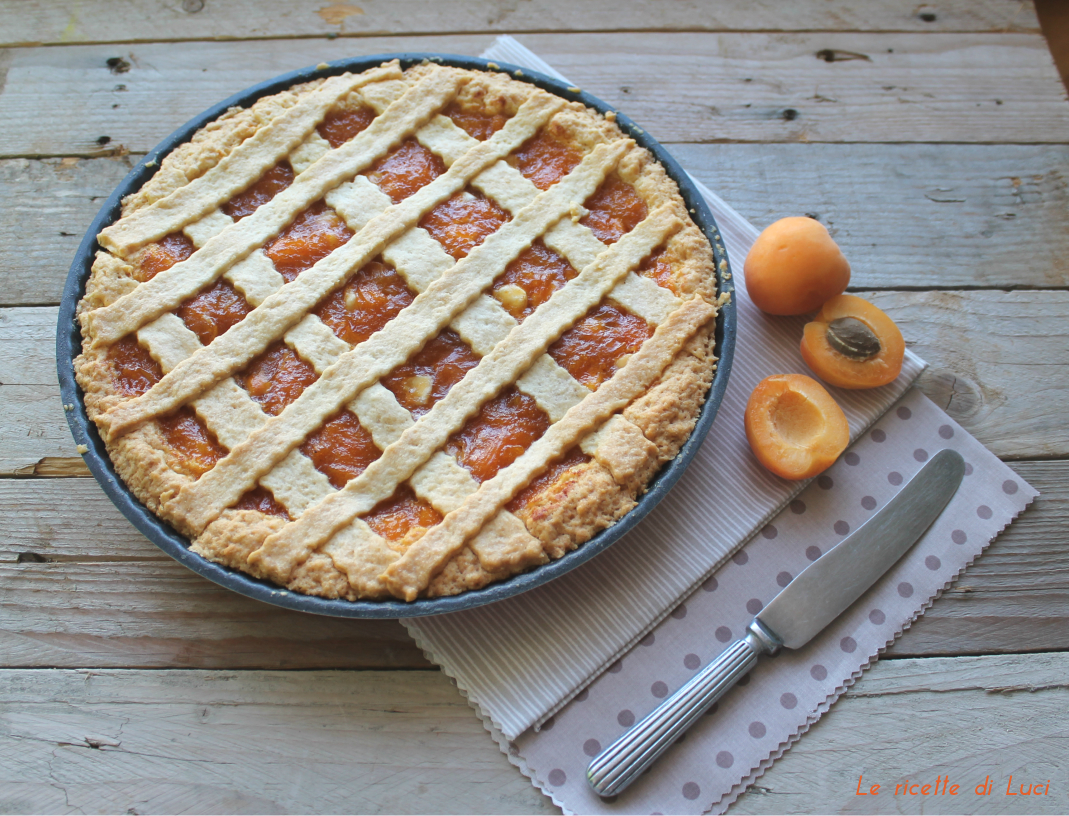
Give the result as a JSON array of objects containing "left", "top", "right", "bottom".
[{"left": 587, "top": 448, "right": 966, "bottom": 797}]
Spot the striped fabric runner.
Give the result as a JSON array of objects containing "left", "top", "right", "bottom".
[{"left": 404, "top": 37, "right": 926, "bottom": 741}]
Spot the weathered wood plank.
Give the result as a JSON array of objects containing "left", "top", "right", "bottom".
[
  {"left": 0, "top": 480, "right": 430, "bottom": 670},
  {"left": 0, "top": 667, "right": 556, "bottom": 815},
  {"left": 0, "top": 157, "right": 132, "bottom": 306},
  {"left": 890, "top": 460, "right": 1069, "bottom": 656},
  {"left": 678, "top": 144, "right": 1069, "bottom": 290},
  {"left": 6, "top": 144, "right": 1069, "bottom": 305},
  {"left": 0, "top": 385, "right": 80, "bottom": 473},
  {"left": 730, "top": 652, "right": 1069, "bottom": 814},
  {"left": 0, "top": 562, "right": 430, "bottom": 669},
  {"left": 2, "top": 33, "right": 1067, "bottom": 157},
  {"left": 0, "top": 306, "right": 81, "bottom": 472},
  {"left": 0, "top": 0, "right": 1040, "bottom": 46},
  {"left": 0, "top": 306, "right": 65, "bottom": 383},
  {"left": 0, "top": 654, "right": 1066, "bottom": 815},
  {"left": 866, "top": 290, "right": 1069, "bottom": 459},
  {"left": 0, "top": 458, "right": 1064, "bottom": 668}
]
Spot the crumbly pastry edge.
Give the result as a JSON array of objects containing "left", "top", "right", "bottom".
[{"left": 73, "top": 61, "right": 720, "bottom": 601}]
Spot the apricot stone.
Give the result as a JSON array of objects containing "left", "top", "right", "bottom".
[
  {"left": 801, "top": 295, "right": 905, "bottom": 389},
  {"left": 745, "top": 374, "right": 850, "bottom": 480},
  {"left": 744, "top": 217, "right": 850, "bottom": 315}
]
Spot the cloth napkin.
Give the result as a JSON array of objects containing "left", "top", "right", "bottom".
[{"left": 405, "top": 38, "right": 1037, "bottom": 814}]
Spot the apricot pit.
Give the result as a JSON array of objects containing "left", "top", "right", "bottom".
[
  {"left": 801, "top": 295, "right": 905, "bottom": 389},
  {"left": 745, "top": 374, "right": 850, "bottom": 480}
]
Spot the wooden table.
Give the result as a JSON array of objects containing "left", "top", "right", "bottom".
[{"left": 2, "top": 3, "right": 1067, "bottom": 813}]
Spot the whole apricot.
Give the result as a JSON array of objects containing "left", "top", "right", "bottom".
[
  {"left": 745, "top": 374, "right": 850, "bottom": 480},
  {"left": 801, "top": 295, "right": 905, "bottom": 389},
  {"left": 744, "top": 217, "right": 850, "bottom": 315}
]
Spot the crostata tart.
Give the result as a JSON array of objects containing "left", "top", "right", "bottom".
[{"left": 75, "top": 60, "right": 723, "bottom": 601}]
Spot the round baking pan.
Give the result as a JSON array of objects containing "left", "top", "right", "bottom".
[{"left": 57, "top": 53, "right": 737, "bottom": 618}]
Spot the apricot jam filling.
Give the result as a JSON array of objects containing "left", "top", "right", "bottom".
[
  {"left": 637, "top": 245, "right": 679, "bottom": 295},
  {"left": 137, "top": 232, "right": 195, "bottom": 281},
  {"left": 381, "top": 329, "right": 480, "bottom": 418},
  {"left": 314, "top": 259, "right": 414, "bottom": 346},
  {"left": 177, "top": 279, "right": 252, "bottom": 346},
  {"left": 581, "top": 176, "right": 648, "bottom": 244},
  {"left": 237, "top": 342, "right": 319, "bottom": 416},
  {"left": 300, "top": 409, "right": 382, "bottom": 490},
  {"left": 512, "top": 129, "right": 583, "bottom": 190},
  {"left": 223, "top": 162, "right": 294, "bottom": 221},
  {"left": 365, "top": 139, "right": 446, "bottom": 204},
  {"left": 446, "top": 387, "right": 551, "bottom": 484},
  {"left": 491, "top": 241, "right": 577, "bottom": 321},
  {"left": 235, "top": 486, "right": 289, "bottom": 519},
  {"left": 363, "top": 485, "right": 443, "bottom": 545},
  {"left": 507, "top": 447, "right": 591, "bottom": 513},
  {"left": 549, "top": 301, "right": 653, "bottom": 390},
  {"left": 421, "top": 190, "right": 510, "bottom": 260},
  {"left": 445, "top": 102, "right": 510, "bottom": 141},
  {"left": 158, "top": 407, "right": 226, "bottom": 478},
  {"left": 265, "top": 200, "right": 353, "bottom": 282},
  {"left": 317, "top": 105, "right": 376, "bottom": 149},
  {"left": 108, "top": 336, "right": 162, "bottom": 396}
]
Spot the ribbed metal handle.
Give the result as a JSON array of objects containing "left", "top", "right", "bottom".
[{"left": 587, "top": 621, "right": 780, "bottom": 797}]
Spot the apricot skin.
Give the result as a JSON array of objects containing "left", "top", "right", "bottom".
[
  {"left": 801, "top": 295, "right": 905, "bottom": 389},
  {"left": 745, "top": 374, "right": 850, "bottom": 480},
  {"left": 744, "top": 217, "right": 851, "bottom": 315}
]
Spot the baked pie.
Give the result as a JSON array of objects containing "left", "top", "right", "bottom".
[{"left": 74, "top": 60, "right": 723, "bottom": 601}]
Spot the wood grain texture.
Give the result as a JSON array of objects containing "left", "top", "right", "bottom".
[
  {"left": 6, "top": 144, "right": 1069, "bottom": 305},
  {"left": 890, "top": 460, "right": 1069, "bottom": 656},
  {"left": 678, "top": 144, "right": 1069, "bottom": 290},
  {"left": 0, "top": 478, "right": 429, "bottom": 670},
  {"left": 0, "top": 0, "right": 1041, "bottom": 46},
  {"left": 0, "top": 306, "right": 83, "bottom": 472},
  {"left": 0, "top": 667, "right": 556, "bottom": 815},
  {"left": 2, "top": 32, "right": 1067, "bottom": 157},
  {"left": 0, "top": 654, "right": 1065, "bottom": 815},
  {"left": 865, "top": 290, "right": 1069, "bottom": 459},
  {"left": 729, "top": 652, "right": 1069, "bottom": 814},
  {"left": 0, "top": 157, "right": 132, "bottom": 306},
  {"left": 0, "top": 458, "right": 1064, "bottom": 668}
]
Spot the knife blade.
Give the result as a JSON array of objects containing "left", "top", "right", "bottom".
[{"left": 587, "top": 448, "right": 965, "bottom": 797}]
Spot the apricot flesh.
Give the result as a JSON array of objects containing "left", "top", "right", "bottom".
[
  {"left": 801, "top": 295, "right": 905, "bottom": 389},
  {"left": 745, "top": 374, "right": 850, "bottom": 480},
  {"left": 744, "top": 217, "right": 850, "bottom": 315}
]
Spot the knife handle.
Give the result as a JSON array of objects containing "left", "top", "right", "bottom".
[{"left": 587, "top": 620, "right": 781, "bottom": 798}]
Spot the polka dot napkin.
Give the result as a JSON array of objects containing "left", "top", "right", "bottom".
[
  {"left": 503, "top": 387, "right": 1035, "bottom": 815},
  {"left": 403, "top": 38, "right": 1038, "bottom": 815}
]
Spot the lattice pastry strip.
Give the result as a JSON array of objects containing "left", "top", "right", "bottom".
[
  {"left": 382, "top": 295, "right": 718, "bottom": 599},
  {"left": 171, "top": 106, "right": 544, "bottom": 575},
  {"left": 249, "top": 204, "right": 682, "bottom": 582},
  {"left": 408, "top": 109, "right": 675, "bottom": 468},
  {"left": 94, "top": 88, "right": 567, "bottom": 441},
  {"left": 98, "top": 62, "right": 404, "bottom": 257},
  {"left": 312, "top": 115, "right": 658, "bottom": 498},
  {"left": 165, "top": 139, "right": 632, "bottom": 534},
  {"left": 165, "top": 212, "right": 403, "bottom": 563},
  {"left": 420, "top": 112, "right": 681, "bottom": 328},
  {"left": 318, "top": 177, "right": 572, "bottom": 439},
  {"left": 88, "top": 68, "right": 464, "bottom": 347}
]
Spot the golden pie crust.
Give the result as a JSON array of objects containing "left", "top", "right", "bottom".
[{"left": 74, "top": 60, "right": 722, "bottom": 601}]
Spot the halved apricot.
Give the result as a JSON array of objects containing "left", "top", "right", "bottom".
[
  {"left": 744, "top": 217, "right": 850, "bottom": 315},
  {"left": 745, "top": 374, "right": 850, "bottom": 480},
  {"left": 801, "top": 295, "right": 905, "bottom": 389}
]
